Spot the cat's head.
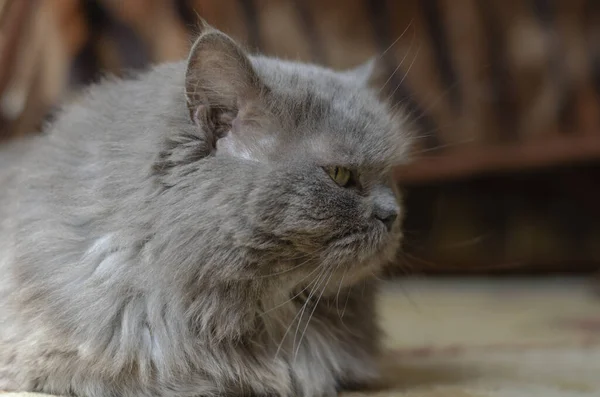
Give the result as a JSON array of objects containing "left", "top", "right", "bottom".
[{"left": 166, "top": 22, "right": 411, "bottom": 287}]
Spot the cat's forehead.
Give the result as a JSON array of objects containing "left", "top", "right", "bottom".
[
  {"left": 302, "top": 127, "right": 408, "bottom": 173},
  {"left": 251, "top": 58, "right": 410, "bottom": 168}
]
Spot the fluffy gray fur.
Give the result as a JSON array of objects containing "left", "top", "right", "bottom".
[{"left": 0, "top": 23, "right": 410, "bottom": 397}]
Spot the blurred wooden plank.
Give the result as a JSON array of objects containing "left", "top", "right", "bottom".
[
  {"left": 99, "top": 0, "right": 189, "bottom": 61},
  {"left": 0, "top": 0, "right": 38, "bottom": 139},
  {"left": 396, "top": 134, "right": 600, "bottom": 184},
  {"left": 0, "top": 0, "right": 37, "bottom": 98},
  {"left": 0, "top": 0, "right": 9, "bottom": 20}
]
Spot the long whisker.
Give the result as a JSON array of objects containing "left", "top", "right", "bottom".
[
  {"left": 386, "top": 43, "right": 422, "bottom": 104},
  {"left": 409, "top": 137, "right": 475, "bottom": 156},
  {"left": 259, "top": 264, "right": 324, "bottom": 316},
  {"left": 335, "top": 267, "right": 348, "bottom": 320},
  {"left": 291, "top": 267, "right": 330, "bottom": 357},
  {"left": 380, "top": 19, "right": 414, "bottom": 57},
  {"left": 274, "top": 266, "right": 327, "bottom": 359},
  {"left": 243, "top": 244, "right": 329, "bottom": 281},
  {"left": 294, "top": 267, "right": 335, "bottom": 361},
  {"left": 341, "top": 282, "right": 353, "bottom": 319},
  {"left": 334, "top": 266, "right": 361, "bottom": 336},
  {"left": 254, "top": 252, "right": 317, "bottom": 279},
  {"left": 378, "top": 27, "right": 417, "bottom": 95},
  {"left": 398, "top": 80, "right": 463, "bottom": 123}
]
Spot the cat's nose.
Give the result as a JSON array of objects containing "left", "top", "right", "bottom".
[
  {"left": 371, "top": 185, "right": 400, "bottom": 232},
  {"left": 374, "top": 208, "right": 398, "bottom": 232}
]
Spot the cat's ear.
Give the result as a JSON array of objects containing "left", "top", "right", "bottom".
[
  {"left": 185, "top": 21, "right": 263, "bottom": 133},
  {"left": 345, "top": 57, "right": 388, "bottom": 90}
]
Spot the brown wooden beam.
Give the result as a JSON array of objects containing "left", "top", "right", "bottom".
[{"left": 395, "top": 134, "right": 600, "bottom": 184}]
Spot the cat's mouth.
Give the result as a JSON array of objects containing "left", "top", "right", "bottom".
[
  {"left": 332, "top": 222, "right": 399, "bottom": 253},
  {"left": 321, "top": 225, "right": 400, "bottom": 272},
  {"left": 281, "top": 225, "right": 401, "bottom": 298}
]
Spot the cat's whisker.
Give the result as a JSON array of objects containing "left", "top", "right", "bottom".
[
  {"left": 340, "top": 282, "right": 353, "bottom": 319},
  {"left": 334, "top": 267, "right": 347, "bottom": 320},
  {"left": 378, "top": 28, "right": 417, "bottom": 95},
  {"left": 380, "top": 19, "right": 414, "bottom": 57},
  {"left": 240, "top": 246, "right": 327, "bottom": 281},
  {"left": 409, "top": 136, "right": 476, "bottom": 157},
  {"left": 397, "top": 282, "right": 422, "bottom": 314},
  {"left": 380, "top": 258, "right": 422, "bottom": 313},
  {"left": 293, "top": 266, "right": 335, "bottom": 361},
  {"left": 398, "top": 80, "right": 462, "bottom": 123},
  {"left": 291, "top": 267, "right": 330, "bottom": 358},
  {"left": 409, "top": 132, "right": 438, "bottom": 140},
  {"left": 399, "top": 249, "right": 525, "bottom": 273},
  {"left": 259, "top": 264, "right": 324, "bottom": 316},
  {"left": 333, "top": 265, "right": 357, "bottom": 334},
  {"left": 274, "top": 266, "right": 327, "bottom": 359},
  {"left": 397, "top": 250, "right": 440, "bottom": 271},
  {"left": 254, "top": 254, "right": 315, "bottom": 279},
  {"left": 259, "top": 246, "right": 339, "bottom": 319},
  {"left": 386, "top": 43, "right": 422, "bottom": 104}
]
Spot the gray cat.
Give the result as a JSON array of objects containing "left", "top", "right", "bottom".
[{"left": 0, "top": 22, "right": 410, "bottom": 397}]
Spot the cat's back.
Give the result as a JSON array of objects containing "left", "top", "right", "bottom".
[
  {"left": 1, "top": 61, "right": 190, "bottom": 208},
  {"left": 0, "top": 61, "right": 193, "bottom": 289},
  {"left": 35, "top": 61, "right": 189, "bottom": 174}
]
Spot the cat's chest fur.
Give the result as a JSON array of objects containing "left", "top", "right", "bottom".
[
  {"left": 194, "top": 285, "right": 379, "bottom": 397},
  {"left": 0, "top": 262, "right": 377, "bottom": 397}
]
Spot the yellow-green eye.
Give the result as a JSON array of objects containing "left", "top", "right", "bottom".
[{"left": 327, "top": 166, "right": 352, "bottom": 187}]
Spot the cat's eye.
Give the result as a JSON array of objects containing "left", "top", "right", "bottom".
[{"left": 326, "top": 166, "right": 352, "bottom": 187}]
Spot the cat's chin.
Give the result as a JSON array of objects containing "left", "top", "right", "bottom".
[{"left": 319, "top": 240, "right": 400, "bottom": 294}]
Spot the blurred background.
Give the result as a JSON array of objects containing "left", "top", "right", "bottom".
[{"left": 2, "top": 0, "right": 600, "bottom": 278}]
